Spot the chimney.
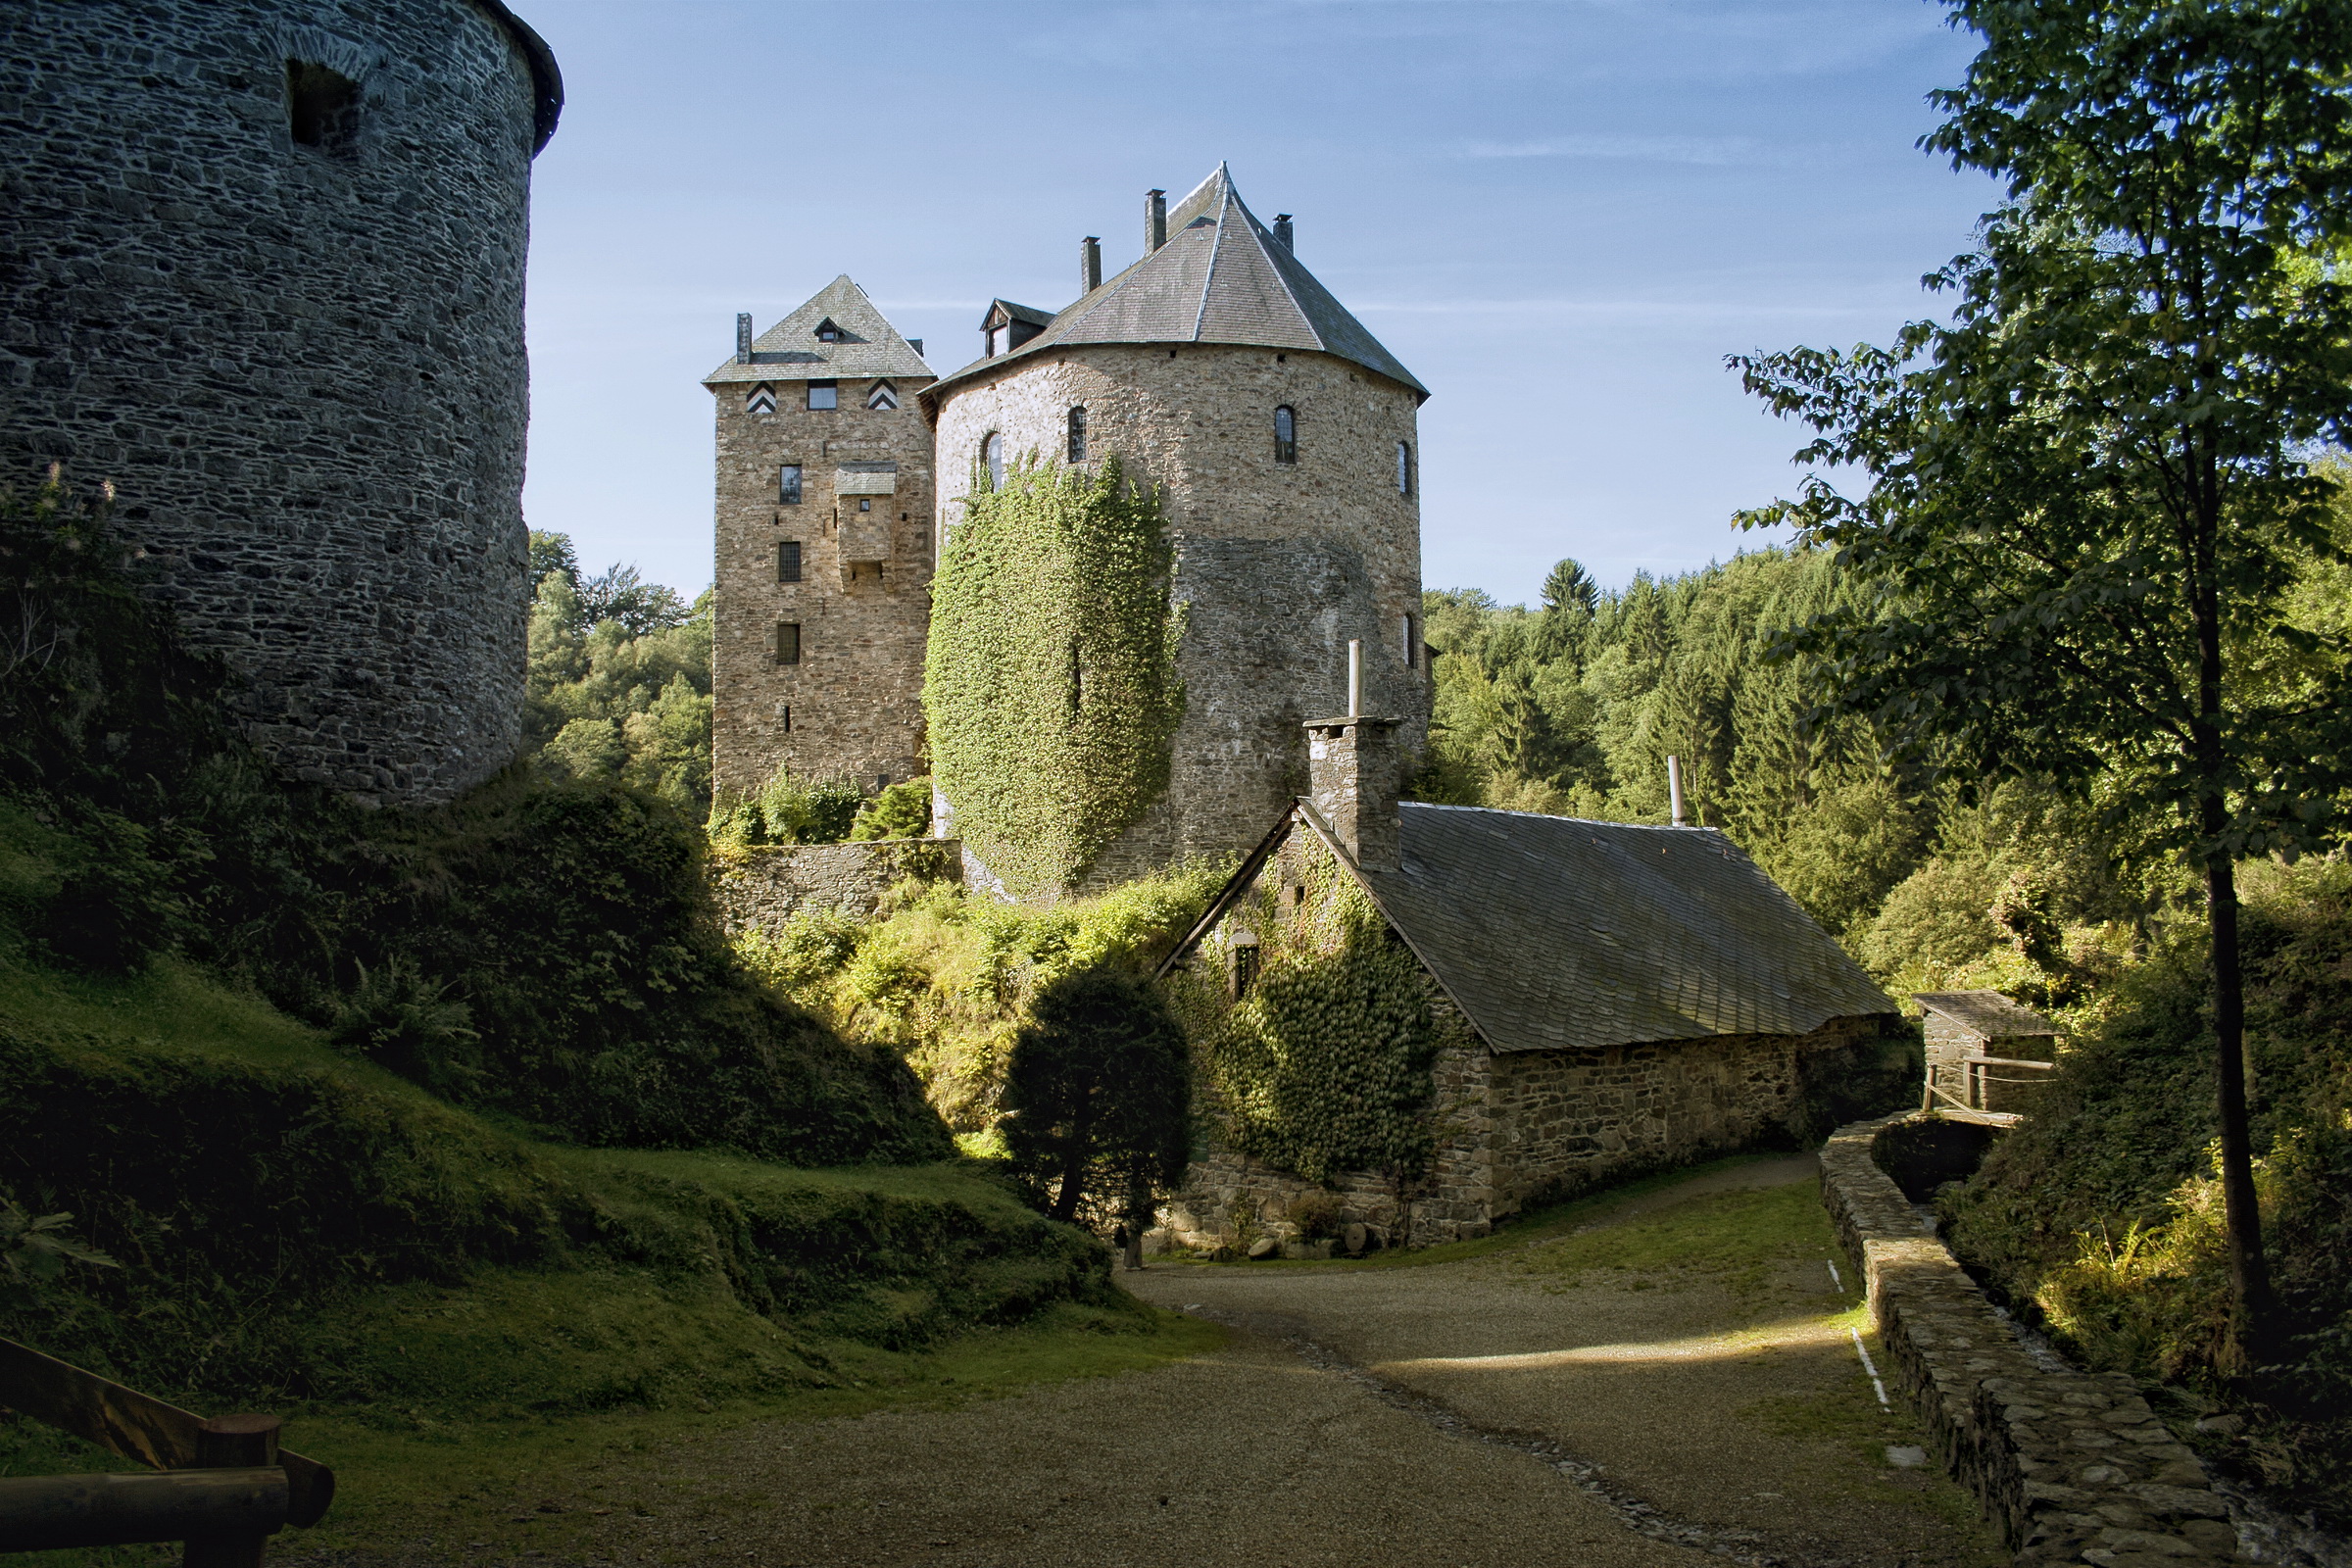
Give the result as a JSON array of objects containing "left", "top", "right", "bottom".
[
  {"left": 907, "top": 338, "right": 923, "bottom": 359},
  {"left": 1081, "top": 235, "right": 1102, "bottom": 292},
  {"left": 735, "top": 312, "right": 753, "bottom": 364},
  {"left": 1146, "top": 188, "right": 1167, "bottom": 252},
  {"left": 1667, "top": 755, "right": 1687, "bottom": 827},
  {"left": 1304, "top": 640, "right": 1401, "bottom": 873},
  {"left": 1273, "top": 214, "right": 1294, "bottom": 252}
]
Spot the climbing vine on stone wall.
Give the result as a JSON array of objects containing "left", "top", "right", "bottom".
[
  {"left": 925, "top": 456, "right": 1185, "bottom": 897},
  {"left": 1169, "top": 850, "right": 1445, "bottom": 1183}
]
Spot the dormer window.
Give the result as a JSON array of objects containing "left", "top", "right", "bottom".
[
  {"left": 814, "top": 318, "right": 842, "bottom": 343},
  {"left": 1067, "top": 406, "right": 1087, "bottom": 463},
  {"left": 866, "top": 380, "right": 899, "bottom": 412},
  {"left": 981, "top": 300, "right": 1048, "bottom": 360},
  {"left": 745, "top": 382, "right": 776, "bottom": 416},
  {"left": 1273, "top": 406, "right": 1298, "bottom": 465},
  {"left": 986, "top": 324, "right": 1007, "bottom": 358}
]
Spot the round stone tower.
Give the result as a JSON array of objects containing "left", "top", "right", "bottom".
[
  {"left": 922, "top": 166, "right": 1430, "bottom": 887},
  {"left": 0, "top": 0, "right": 562, "bottom": 804}
]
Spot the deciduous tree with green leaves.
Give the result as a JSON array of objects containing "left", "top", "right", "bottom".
[
  {"left": 1001, "top": 968, "right": 1190, "bottom": 1229},
  {"left": 1735, "top": 0, "right": 2352, "bottom": 1371}
]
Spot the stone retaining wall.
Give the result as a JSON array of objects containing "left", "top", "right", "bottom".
[
  {"left": 713, "top": 839, "right": 960, "bottom": 935},
  {"left": 1820, "top": 1114, "right": 2239, "bottom": 1568}
]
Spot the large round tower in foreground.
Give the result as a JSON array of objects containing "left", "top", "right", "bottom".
[
  {"left": 0, "top": 0, "right": 561, "bottom": 803},
  {"left": 922, "top": 166, "right": 1430, "bottom": 889}
]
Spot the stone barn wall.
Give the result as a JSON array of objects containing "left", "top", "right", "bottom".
[{"left": 0, "top": 0, "right": 557, "bottom": 803}]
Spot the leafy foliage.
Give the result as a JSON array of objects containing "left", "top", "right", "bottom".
[
  {"left": 851, "top": 777, "right": 933, "bottom": 841},
  {"left": 1168, "top": 848, "right": 1448, "bottom": 1185},
  {"left": 0, "top": 1189, "right": 116, "bottom": 1314},
  {"left": 525, "top": 540, "right": 713, "bottom": 814},
  {"left": 1002, "top": 968, "right": 1190, "bottom": 1224},
  {"left": 739, "top": 863, "right": 1222, "bottom": 1140},
  {"left": 1941, "top": 859, "right": 2352, "bottom": 1520},
  {"left": 1735, "top": 0, "right": 2352, "bottom": 1362},
  {"left": 708, "top": 764, "right": 865, "bottom": 850},
  {"left": 925, "top": 456, "right": 1184, "bottom": 897}
]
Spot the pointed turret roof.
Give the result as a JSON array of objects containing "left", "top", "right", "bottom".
[
  {"left": 704, "top": 275, "right": 932, "bottom": 386},
  {"left": 920, "top": 166, "right": 1426, "bottom": 413}
]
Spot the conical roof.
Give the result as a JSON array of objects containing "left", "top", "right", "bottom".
[
  {"left": 704, "top": 274, "right": 932, "bottom": 386},
  {"left": 921, "top": 166, "right": 1426, "bottom": 410}
]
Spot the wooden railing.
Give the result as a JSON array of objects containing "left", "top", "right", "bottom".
[{"left": 0, "top": 1336, "right": 334, "bottom": 1564}]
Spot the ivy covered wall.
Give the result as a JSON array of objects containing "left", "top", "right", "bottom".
[
  {"left": 1166, "top": 840, "right": 1449, "bottom": 1185},
  {"left": 924, "top": 457, "right": 1185, "bottom": 899}
]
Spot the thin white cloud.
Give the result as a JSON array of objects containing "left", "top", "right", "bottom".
[
  {"left": 1352, "top": 297, "right": 1911, "bottom": 322},
  {"left": 1463, "top": 132, "right": 1765, "bottom": 165}
]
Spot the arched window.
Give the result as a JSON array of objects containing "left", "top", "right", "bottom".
[
  {"left": 1067, "top": 406, "right": 1087, "bottom": 463},
  {"left": 983, "top": 432, "right": 1004, "bottom": 490},
  {"left": 1273, "top": 406, "right": 1297, "bottom": 465},
  {"left": 1396, "top": 441, "right": 1413, "bottom": 497}
]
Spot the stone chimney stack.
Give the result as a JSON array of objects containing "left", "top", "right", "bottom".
[
  {"left": 1304, "top": 640, "right": 1401, "bottom": 873},
  {"left": 1146, "top": 188, "right": 1167, "bottom": 252},
  {"left": 1081, "top": 235, "right": 1102, "bottom": 292},
  {"left": 1273, "top": 213, "right": 1294, "bottom": 251},
  {"left": 735, "top": 312, "right": 753, "bottom": 364}
]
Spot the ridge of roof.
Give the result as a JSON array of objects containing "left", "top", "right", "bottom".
[
  {"left": 919, "top": 165, "right": 1426, "bottom": 416},
  {"left": 703, "top": 275, "right": 934, "bottom": 386},
  {"left": 1911, "top": 990, "right": 2061, "bottom": 1037}
]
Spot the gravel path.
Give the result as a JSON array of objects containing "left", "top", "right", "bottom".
[{"left": 287, "top": 1156, "right": 2005, "bottom": 1568}]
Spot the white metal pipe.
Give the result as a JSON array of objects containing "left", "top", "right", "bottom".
[
  {"left": 1667, "top": 755, "right": 1686, "bottom": 827},
  {"left": 1347, "top": 639, "right": 1363, "bottom": 718}
]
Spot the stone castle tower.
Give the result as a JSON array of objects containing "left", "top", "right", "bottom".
[
  {"left": 705, "top": 277, "right": 937, "bottom": 798},
  {"left": 711, "top": 166, "right": 1428, "bottom": 884},
  {"left": 0, "top": 0, "right": 563, "bottom": 804}
]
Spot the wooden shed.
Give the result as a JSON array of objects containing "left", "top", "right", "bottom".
[{"left": 1912, "top": 990, "right": 2060, "bottom": 1120}]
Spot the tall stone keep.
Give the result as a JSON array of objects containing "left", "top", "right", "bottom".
[
  {"left": 705, "top": 277, "right": 936, "bottom": 798},
  {"left": 920, "top": 165, "right": 1431, "bottom": 886},
  {"left": 0, "top": 0, "right": 563, "bottom": 804}
]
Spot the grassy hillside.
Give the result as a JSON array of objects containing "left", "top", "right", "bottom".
[{"left": 1940, "top": 859, "right": 2352, "bottom": 1525}]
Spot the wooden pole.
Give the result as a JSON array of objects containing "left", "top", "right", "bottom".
[{"left": 182, "top": 1415, "right": 280, "bottom": 1568}]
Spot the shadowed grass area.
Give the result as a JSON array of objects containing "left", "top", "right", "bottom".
[{"left": 1515, "top": 1178, "right": 1834, "bottom": 1298}]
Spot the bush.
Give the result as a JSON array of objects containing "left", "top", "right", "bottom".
[
  {"left": 710, "top": 766, "right": 865, "bottom": 849},
  {"left": 851, "top": 777, "right": 933, "bottom": 840}
]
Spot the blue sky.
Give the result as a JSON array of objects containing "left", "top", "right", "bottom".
[{"left": 517, "top": 0, "right": 1999, "bottom": 606}]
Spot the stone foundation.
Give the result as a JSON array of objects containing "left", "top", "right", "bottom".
[
  {"left": 713, "top": 839, "right": 960, "bottom": 934},
  {"left": 1820, "top": 1114, "right": 2237, "bottom": 1567}
]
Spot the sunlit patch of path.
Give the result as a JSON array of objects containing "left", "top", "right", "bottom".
[{"left": 1377, "top": 1306, "right": 1864, "bottom": 1373}]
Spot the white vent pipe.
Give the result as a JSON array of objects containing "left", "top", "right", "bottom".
[
  {"left": 1347, "top": 639, "right": 1363, "bottom": 718},
  {"left": 1667, "top": 755, "right": 1686, "bottom": 827}
]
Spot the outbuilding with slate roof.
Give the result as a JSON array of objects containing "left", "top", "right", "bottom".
[{"left": 1152, "top": 696, "right": 1900, "bottom": 1249}]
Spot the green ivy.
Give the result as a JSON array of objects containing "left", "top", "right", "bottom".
[
  {"left": 1171, "top": 852, "right": 1445, "bottom": 1183},
  {"left": 924, "top": 456, "right": 1184, "bottom": 898}
]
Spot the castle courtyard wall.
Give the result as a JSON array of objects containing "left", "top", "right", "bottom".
[{"left": 1, "top": 0, "right": 551, "bottom": 803}]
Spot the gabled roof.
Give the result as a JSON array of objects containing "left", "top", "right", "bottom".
[
  {"left": 920, "top": 165, "right": 1427, "bottom": 415},
  {"left": 1911, "top": 991, "right": 2060, "bottom": 1039},
  {"left": 1167, "top": 802, "right": 1894, "bottom": 1054},
  {"left": 985, "top": 300, "right": 1055, "bottom": 330},
  {"left": 704, "top": 275, "right": 933, "bottom": 386}
]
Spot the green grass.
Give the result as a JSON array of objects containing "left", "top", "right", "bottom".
[{"left": 1515, "top": 1179, "right": 1835, "bottom": 1298}]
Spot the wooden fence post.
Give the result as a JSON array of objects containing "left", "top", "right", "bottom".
[{"left": 181, "top": 1415, "right": 280, "bottom": 1568}]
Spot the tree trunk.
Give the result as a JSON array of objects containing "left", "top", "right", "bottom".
[
  {"left": 1051, "top": 1110, "right": 1091, "bottom": 1223},
  {"left": 2203, "top": 845, "right": 2276, "bottom": 1374},
  {"left": 1122, "top": 1172, "right": 1150, "bottom": 1271}
]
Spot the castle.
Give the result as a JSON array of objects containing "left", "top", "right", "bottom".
[
  {"left": 1, "top": 0, "right": 560, "bottom": 805},
  {"left": 708, "top": 166, "right": 1432, "bottom": 885}
]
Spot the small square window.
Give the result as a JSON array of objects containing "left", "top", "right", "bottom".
[
  {"left": 775, "top": 621, "right": 802, "bottom": 665},
  {"left": 779, "top": 465, "right": 803, "bottom": 504},
  {"left": 858, "top": 499, "right": 871, "bottom": 512},
  {"left": 778, "top": 541, "right": 802, "bottom": 582},
  {"left": 808, "top": 380, "right": 838, "bottom": 411},
  {"left": 286, "top": 60, "right": 362, "bottom": 155}
]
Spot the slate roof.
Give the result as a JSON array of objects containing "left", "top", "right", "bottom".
[
  {"left": 919, "top": 165, "right": 1427, "bottom": 413},
  {"left": 1337, "top": 804, "right": 1893, "bottom": 1054},
  {"left": 703, "top": 275, "right": 934, "bottom": 386},
  {"left": 1911, "top": 991, "right": 2060, "bottom": 1040}
]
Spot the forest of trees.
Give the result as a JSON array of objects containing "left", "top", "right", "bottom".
[{"left": 1416, "top": 548, "right": 2177, "bottom": 1001}]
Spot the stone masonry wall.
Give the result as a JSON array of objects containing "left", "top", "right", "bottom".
[
  {"left": 930, "top": 345, "right": 1428, "bottom": 884},
  {"left": 712, "top": 838, "right": 961, "bottom": 935},
  {"left": 1820, "top": 1114, "right": 2238, "bottom": 1568},
  {"left": 0, "top": 0, "right": 547, "bottom": 803},
  {"left": 710, "top": 373, "right": 935, "bottom": 798}
]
